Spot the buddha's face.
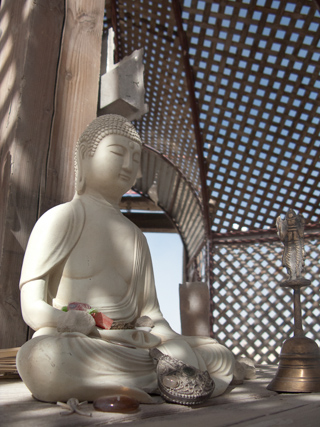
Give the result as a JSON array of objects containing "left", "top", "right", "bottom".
[{"left": 83, "top": 134, "right": 141, "bottom": 202}]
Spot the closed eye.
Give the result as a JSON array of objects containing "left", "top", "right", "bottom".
[
  {"left": 109, "top": 146, "right": 125, "bottom": 156},
  {"left": 111, "top": 151, "right": 124, "bottom": 156}
]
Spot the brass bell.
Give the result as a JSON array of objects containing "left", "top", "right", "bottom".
[{"left": 267, "top": 336, "right": 320, "bottom": 393}]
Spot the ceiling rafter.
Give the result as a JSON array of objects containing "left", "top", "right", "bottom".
[{"left": 171, "top": 0, "right": 211, "bottom": 237}]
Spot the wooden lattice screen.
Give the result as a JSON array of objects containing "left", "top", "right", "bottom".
[
  {"left": 102, "top": 0, "right": 320, "bottom": 362},
  {"left": 212, "top": 237, "right": 320, "bottom": 364},
  {"left": 105, "top": 0, "right": 320, "bottom": 231}
]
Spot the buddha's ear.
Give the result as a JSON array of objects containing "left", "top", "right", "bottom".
[
  {"left": 75, "top": 146, "right": 86, "bottom": 195},
  {"left": 135, "top": 164, "right": 143, "bottom": 182}
]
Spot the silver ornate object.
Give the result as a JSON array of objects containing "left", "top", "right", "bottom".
[
  {"left": 150, "top": 348, "right": 214, "bottom": 405},
  {"left": 276, "top": 208, "right": 309, "bottom": 286},
  {"left": 276, "top": 208, "right": 311, "bottom": 336}
]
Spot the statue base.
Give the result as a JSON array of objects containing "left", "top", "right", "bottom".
[{"left": 267, "top": 337, "right": 320, "bottom": 393}]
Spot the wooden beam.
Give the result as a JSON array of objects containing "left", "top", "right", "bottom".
[
  {"left": 171, "top": 0, "right": 211, "bottom": 239},
  {"left": 313, "top": 0, "right": 320, "bottom": 11},
  {"left": 212, "top": 223, "right": 320, "bottom": 245},
  {"left": 111, "top": 0, "right": 120, "bottom": 63},
  {"left": 0, "top": 0, "right": 65, "bottom": 348},
  {"left": 123, "top": 212, "right": 176, "bottom": 233},
  {"left": 120, "top": 195, "right": 162, "bottom": 212},
  {"left": 40, "top": 0, "right": 105, "bottom": 214}
]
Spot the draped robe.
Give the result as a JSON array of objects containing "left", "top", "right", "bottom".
[{"left": 17, "top": 195, "right": 235, "bottom": 403}]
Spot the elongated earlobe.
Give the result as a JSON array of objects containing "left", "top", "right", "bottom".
[
  {"left": 136, "top": 164, "right": 142, "bottom": 180},
  {"left": 133, "top": 166, "right": 142, "bottom": 187},
  {"left": 76, "top": 147, "right": 86, "bottom": 195}
]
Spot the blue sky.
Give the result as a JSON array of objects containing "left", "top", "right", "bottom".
[{"left": 145, "top": 232, "right": 183, "bottom": 333}]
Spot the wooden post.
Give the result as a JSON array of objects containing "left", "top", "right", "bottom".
[
  {"left": 0, "top": 0, "right": 65, "bottom": 349},
  {"left": 40, "top": 0, "right": 105, "bottom": 213},
  {"left": 180, "top": 282, "right": 211, "bottom": 337},
  {"left": 0, "top": 0, "right": 105, "bottom": 348}
]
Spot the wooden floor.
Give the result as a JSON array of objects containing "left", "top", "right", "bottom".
[{"left": 1, "top": 365, "right": 320, "bottom": 426}]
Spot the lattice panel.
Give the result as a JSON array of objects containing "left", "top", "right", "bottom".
[
  {"left": 102, "top": 2, "right": 320, "bottom": 363},
  {"left": 182, "top": 0, "right": 320, "bottom": 232},
  {"left": 133, "top": 147, "right": 206, "bottom": 261},
  {"left": 212, "top": 238, "right": 320, "bottom": 364},
  {"left": 103, "top": 0, "right": 320, "bottom": 234},
  {"left": 110, "top": 0, "right": 201, "bottom": 191}
]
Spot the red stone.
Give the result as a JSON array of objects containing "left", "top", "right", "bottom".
[
  {"left": 92, "top": 312, "right": 113, "bottom": 330},
  {"left": 93, "top": 395, "right": 140, "bottom": 413}
]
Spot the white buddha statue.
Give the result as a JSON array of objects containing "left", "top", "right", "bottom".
[{"left": 17, "top": 114, "right": 235, "bottom": 403}]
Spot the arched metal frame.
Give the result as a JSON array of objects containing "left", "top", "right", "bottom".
[{"left": 133, "top": 145, "right": 207, "bottom": 284}]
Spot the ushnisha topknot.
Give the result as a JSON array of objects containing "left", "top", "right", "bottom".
[{"left": 75, "top": 114, "right": 141, "bottom": 158}]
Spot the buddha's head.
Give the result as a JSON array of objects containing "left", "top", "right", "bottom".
[{"left": 75, "top": 114, "right": 142, "bottom": 200}]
